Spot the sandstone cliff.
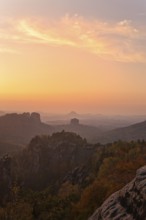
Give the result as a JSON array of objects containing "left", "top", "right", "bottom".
[
  {"left": 89, "top": 166, "right": 146, "bottom": 220},
  {"left": 0, "top": 112, "right": 53, "bottom": 145}
]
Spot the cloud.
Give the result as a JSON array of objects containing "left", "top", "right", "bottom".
[
  {"left": 0, "top": 47, "right": 19, "bottom": 54},
  {"left": 0, "top": 15, "right": 146, "bottom": 62}
]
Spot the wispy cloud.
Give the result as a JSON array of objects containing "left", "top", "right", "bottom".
[
  {"left": 0, "top": 47, "right": 19, "bottom": 54},
  {"left": 0, "top": 15, "right": 146, "bottom": 62}
]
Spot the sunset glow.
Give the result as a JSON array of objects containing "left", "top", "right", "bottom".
[{"left": 0, "top": 0, "right": 146, "bottom": 114}]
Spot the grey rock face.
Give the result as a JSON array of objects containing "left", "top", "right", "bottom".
[{"left": 89, "top": 166, "right": 146, "bottom": 220}]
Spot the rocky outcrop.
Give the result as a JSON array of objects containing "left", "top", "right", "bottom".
[
  {"left": 70, "top": 118, "right": 80, "bottom": 126},
  {"left": 89, "top": 166, "right": 146, "bottom": 220},
  {"left": 0, "top": 112, "right": 53, "bottom": 145},
  {"left": 14, "top": 131, "right": 96, "bottom": 190},
  {"left": 0, "top": 112, "right": 41, "bottom": 124},
  {"left": 30, "top": 112, "right": 41, "bottom": 124}
]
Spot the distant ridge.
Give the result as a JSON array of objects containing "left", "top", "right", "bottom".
[
  {"left": 67, "top": 111, "right": 79, "bottom": 117},
  {"left": 52, "top": 118, "right": 103, "bottom": 143},
  {"left": 0, "top": 113, "right": 102, "bottom": 146},
  {"left": 0, "top": 112, "right": 53, "bottom": 145},
  {"left": 97, "top": 119, "right": 146, "bottom": 143},
  {"left": 1, "top": 112, "right": 146, "bottom": 146}
]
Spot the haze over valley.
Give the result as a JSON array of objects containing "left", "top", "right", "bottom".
[{"left": 1, "top": 0, "right": 146, "bottom": 219}]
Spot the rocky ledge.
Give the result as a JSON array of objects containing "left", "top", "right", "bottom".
[{"left": 89, "top": 166, "right": 146, "bottom": 220}]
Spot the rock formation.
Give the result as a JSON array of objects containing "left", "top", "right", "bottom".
[
  {"left": 30, "top": 112, "right": 41, "bottom": 124},
  {"left": 89, "top": 166, "right": 146, "bottom": 220},
  {"left": 0, "top": 112, "right": 53, "bottom": 145},
  {"left": 70, "top": 118, "right": 80, "bottom": 126}
]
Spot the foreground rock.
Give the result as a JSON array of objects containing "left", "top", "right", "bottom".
[{"left": 89, "top": 166, "right": 146, "bottom": 220}]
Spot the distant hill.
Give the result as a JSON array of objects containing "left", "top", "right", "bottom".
[
  {"left": 0, "top": 112, "right": 53, "bottom": 145},
  {"left": 45, "top": 112, "right": 146, "bottom": 130},
  {"left": 1, "top": 112, "right": 146, "bottom": 148},
  {"left": 97, "top": 120, "right": 146, "bottom": 143},
  {"left": 0, "top": 113, "right": 102, "bottom": 150},
  {"left": 53, "top": 119, "right": 103, "bottom": 143},
  {"left": 67, "top": 111, "right": 80, "bottom": 118}
]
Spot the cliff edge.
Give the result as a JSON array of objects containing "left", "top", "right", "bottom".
[{"left": 89, "top": 166, "right": 146, "bottom": 220}]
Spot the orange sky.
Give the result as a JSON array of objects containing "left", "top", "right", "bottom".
[{"left": 0, "top": 2, "right": 146, "bottom": 114}]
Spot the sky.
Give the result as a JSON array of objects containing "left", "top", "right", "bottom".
[{"left": 0, "top": 0, "right": 146, "bottom": 114}]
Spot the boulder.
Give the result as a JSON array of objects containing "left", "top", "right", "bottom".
[{"left": 89, "top": 166, "right": 146, "bottom": 220}]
